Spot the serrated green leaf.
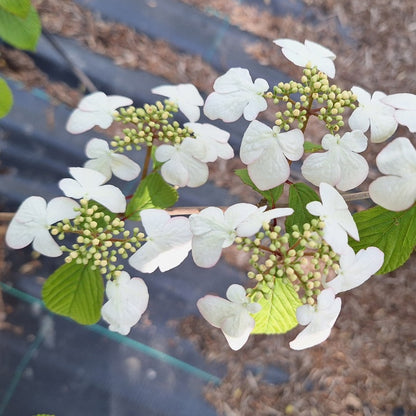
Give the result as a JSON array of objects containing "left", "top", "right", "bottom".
[
  {"left": 251, "top": 279, "right": 301, "bottom": 334},
  {"left": 235, "top": 168, "right": 284, "bottom": 206},
  {"left": 42, "top": 261, "right": 104, "bottom": 325},
  {"left": 0, "top": 0, "right": 31, "bottom": 18},
  {"left": 0, "top": 78, "right": 13, "bottom": 118},
  {"left": 285, "top": 183, "right": 320, "bottom": 239},
  {"left": 350, "top": 205, "right": 416, "bottom": 274},
  {"left": 126, "top": 172, "right": 178, "bottom": 220},
  {"left": 0, "top": 5, "right": 41, "bottom": 51},
  {"left": 303, "top": 141, "right": 323, "bottom": 153}
]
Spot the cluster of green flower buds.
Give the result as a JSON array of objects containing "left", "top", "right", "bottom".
[
  {"left": 112, "top": 100, "right": 193, "bottom": 152},
  {"left": 50, "top": 199, "right": 145, "bottom": 278},
  {"left": 270, "top": 66, "right": 357, "bottom": 133},
  {"left": 237, "top": 219, "right": 340, "bottom": 306}
]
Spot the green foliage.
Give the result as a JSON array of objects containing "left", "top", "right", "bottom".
[
  {"left": 251, "top": 278, "right": 301, "bottom": 334},
  {"left": 0, "top": 4, "right": 41, "bottom": 51},
  {"left": 0, "top": 77, "right": 13, "bottom": 118},
  {"left": 285, "top": 183, "right": 319, "bottom": 242},
  {"left": 42, "top": 261, "right": 104, "bottom": 325},
  {"left": 235, "top": 168, "right": 284, "bottom": 206},
  {"left": 350, "top": 205, "right": 416, "bottom": 274},
  {"left": 126, "top": 172, "right": 178, "bottom": 220},
  {"left": 33, "top": 414, "right": 55, "bottom": 416},
  {"left": 303, "top": 141, "right": 323, "bottom": 153},
  {"left": 0, "top": 0, "right": 31, "bottom": 18}
]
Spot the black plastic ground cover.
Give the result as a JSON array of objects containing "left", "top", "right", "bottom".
[{"left": 73, "top": 0, "right": 291, "bottom": 83}]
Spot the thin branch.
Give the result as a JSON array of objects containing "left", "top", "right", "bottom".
[
  {"left": 342, "top": 191, "right": 370, "bottom": 201},
  {"left": 42, "top": 30, "right": 97, "bottom": 94}
]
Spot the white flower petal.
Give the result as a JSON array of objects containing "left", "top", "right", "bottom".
[
  {"left": 327, "top": 246, "right": 384, "bottom": 293},
  {"left": 197, "top": 285, "right": 260, "bottom": 351},
  {"left": 106, "top": 95, "right": 133, "bottom": 109},
  {"left": 32, "top": 228, "right": 62, "bottom": 257},
  {"left": 110, "top": 154, "right": 141, "bottom": 181},
  {"left": 89, "top": 185, "right": 126, "bottom": 213},
  {"left": 6, "top": 196, "right": 47, "bottom": 250},
  {"left": 383, "top": 93, "right": 416, "bottom": 110},
  {"left": 302, "top": 152, "right": 341, "bottom": 188},
  {"left": 394, "top": 109, "right": 416, "bottom": 132},
  {"left": 204, "top": 68, "right": 268, "bottom": 122},
  {"left": 197, "top": 294, "right": 236, "bottom": 328},
  {"left": 236, "top": 206, "right": 294, "bottom": 237},
  {"left": 348, "top": 107, "right": 370, "bottom": 133},
  {"left": 46, "top": 197, "right": 79, "bottom": 224},
  {"left": 369, "top": 175, "right": 416, "bottom": 211},
  {"left": 152, "top": 83, "right": 203, "bottom": 122},
  {"left": 336, "top": 152, "right": 369, "bottom": 192},
  {"left": 289, "top": 289, "right": 341, "bottom": 350},
  {"left": 66, "top": 92, "right": 132, "bottom": 134},
  {"left": 101, "top": 271, "right": 149, "bottom": 335},
  {"left": 59, "top": 178, "right": 85, "bottom": 199},
  {"left": 191, "top": 233, "right": 227, "bottom": 268},
  {"left": 226, "top": 284, "right": 247, "bottom": 304},
  {"left": 129, "top": 210, "right": 192, "bottom": 272},
  {"left": 375, "top": 137, "right": 416, "bottom": 177},
  {"left": 274, "top": 38, "right": 336, "bottom": 78},
  {"left": 204, "top": 91, "right": 248, "bottom": 122},
  {"left": 66, "top": 109, "right": 98, "bottom": 134},
  {"left": 85, "top": 138, "right": 109, "bottom": 158}
]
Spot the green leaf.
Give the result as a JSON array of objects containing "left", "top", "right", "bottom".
[
  {"left": 0, "top": 5, "right": 41, "bottom": 51},
  {"left": 250, "top": 279, "right": 301, "bottom": 334},
  {"left": 303, "top": 141, "right": 323, "bottom": 153},
  {"left": 235, "top": 168, "right": 284, "bottom": 206},
  {"left": 126, "top": 172, "right": 178, "bottom": 220},
  {"left": 350, "top": 205, "right": 416, "bottom": 274},
  {"left": 0, "top": 78, "right": 13, "bottom": 118},
  {"left": 0, "top": 0, "right": 31, "bottom": 18},
  {"left": 285, "top": 183, "right": 320, "bottom": 237},
  {"left": 42, "top": 261, "right": 104, "bottom": 325}
]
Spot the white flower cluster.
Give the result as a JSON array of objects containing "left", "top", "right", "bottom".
[{"left": 7, "top": 36, "right": 415, "bottom": 352}]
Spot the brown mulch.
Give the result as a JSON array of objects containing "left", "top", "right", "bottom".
[{"left": 0, "top": 0, "right": 415, "bottom": 415}]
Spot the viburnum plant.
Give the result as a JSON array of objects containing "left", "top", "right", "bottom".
[{"left": 6, "top": 38, "right": 416, "bottom": 350}]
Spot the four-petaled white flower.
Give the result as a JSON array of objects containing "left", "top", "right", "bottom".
[
  {"left": 185, "top": 122, "right": 234, "bottom": 162},
  {"left": 348, "top": 86, "right": 398, "bottom": 143},
  {"left": 326, "top": 245, "right": 384, "bottom": 293},
  {"left": 273, "top": 38, "right": 336, "bottom": 78},
  {"left": 240, "top": 120, "right": 304, "bottom": 190},
  {"left": 382, "top": 93, "right": 416, "bottom": 133},
  {"left": 204, "top": 68, "right": 269, "bottom": 122},
  {"left": 85, "top": 138, "right": 141, "bottom": 181},
  {"left": 306, "top": 183, "right": 359, "bottom": 254},
  {"left": 155, "top": 139, "right": 209, "bottom": 188},
  {"left": 101, "top": 271, "right": 149, "bottom": 335},
  {"left": 301, "top": 131, "right": 369, "bottom": 191},
  {"left": 66, "top": 91, "right": 133, "bottom": 134},
  {"left": 129, "top": 209, "right": 192, "bottom": 273},
  {"left": 369, "top": 137, "right": 416, "bottom": 211},
  {"left": 59, "top": 167, "right": 126, "bottom": 213},
  {"left": 289, "top": 288, "right": 341, "bottom": 350},
  {"left": 189, "top": 203, "right": 293, "bottom": 268},
  {"left": 6, "top": 196, "right": 79, "bottom": 257},
  {"left": 197, "top": 284, "right": 261, "bottom": 351},
  {"left": 151, "top": 83, "right": 204, "bottom": 122}
]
